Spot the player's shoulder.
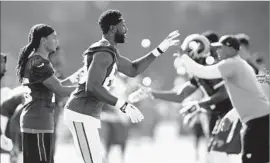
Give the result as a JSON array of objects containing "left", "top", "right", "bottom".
[
  {"left": 217, "top": 57, "right": 241, "bottom": 72},
  {"left": 28, "top": 55, "right": 51, "bottom": 69},
  {"left": 225, "top": 56, "right": 241, "bottom": 64},
  {"left": 25, "top": 55, "right": 54, "bottom": 81},
  {"left": 91, "top": 39, "right": 111, "bottom": 48},
  {"left": 84, "top": 39, "right": 117, "bottom": 56},
  {"left": 92, "top": 51, "right": 114, "bottom": 65}
]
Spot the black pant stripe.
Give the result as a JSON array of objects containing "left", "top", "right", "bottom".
[
  {"left": 73, "top": 122, "right": 86, "bottom": 163},
  {"left": 81, "top": 123, "right": 94, "bottom": 163}
]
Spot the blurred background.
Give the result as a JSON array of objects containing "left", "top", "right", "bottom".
[
  {"left": 1, "top": 1, "right": 269, "bottom": 88},
  {"left": 1, "top": 1, "right": 269, "bottom": 163}
]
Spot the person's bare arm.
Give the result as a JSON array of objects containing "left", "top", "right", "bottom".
[
  {"left": 117, "top": 53, "right": 157, "bottom": 77},
  {"left": 151, "top": 81, "right": 197, "bottom": 103},
  {"left": 28, "top": 58, "right": 75, "bottom": 98},
  {"left": 118, "top": 30, "right": 180, "bottom": 77},
  {"left": 85, "top": 51, "right": 119, "bottom": 106},
  {"left": 198, "top": 85, "right": 229, "bottom": 109},
  {"left": 60, "top": 67, "right": 84, "bottom": 86},
  {"left": 43, "top": 76, "right": 75, "bottom": 97}
]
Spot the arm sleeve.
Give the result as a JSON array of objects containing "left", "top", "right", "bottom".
[
  {"left": 246, "top": 59, "right": 259, "bottom": 74},
  {"left": 181, "top": 54, "right": 222, "bottom": 79},
  {"left": 30, "top": 59, "right": 54, "bottom": 83}
]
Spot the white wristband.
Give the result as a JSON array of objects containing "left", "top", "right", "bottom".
[
  {"left": 115, "top": 99, "right": 126, "bottom": 110},
  {"left": 152, "top": 48, "right": 161, "bottom": 57}
]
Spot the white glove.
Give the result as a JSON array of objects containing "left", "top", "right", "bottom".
[
  {"left": 125, "top": 103, "right": 144, "bottom": 123},
  {"left": 152, "top": 30, "right": 180, "bottom": 57},
  {"left": 128, "top": 85, "right": 153, "bottom": 103},
  {"left": 115, "top": 99, "right": 144, "bottom": 123},
  {"left": 1, "top": 135, "right": 13, "bottom": 151}
]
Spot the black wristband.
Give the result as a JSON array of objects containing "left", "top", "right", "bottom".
[
  {"left": 157, "top": 47, "right": 163, "bottom": 54},
  {"left": 120, "top": 102, "right": 128, "bottom": 113}
]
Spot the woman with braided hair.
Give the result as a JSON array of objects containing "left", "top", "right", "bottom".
[{"left": 16, "top": 24, "right": 75, "bottom": 163}]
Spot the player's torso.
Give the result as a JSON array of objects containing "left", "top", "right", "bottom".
[
  {"left": 20, "top": 55, "right": 55, "bottom": 132},
  {"left": 65, "top": 39, "right": 119, "bottom": 118},
  {"left": 225, "top": 59, "right": 269, "bottom": 122}
]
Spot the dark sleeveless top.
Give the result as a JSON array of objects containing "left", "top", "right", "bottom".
[{"left": 65, "top": 39, "right": 118, "bottom": 118}]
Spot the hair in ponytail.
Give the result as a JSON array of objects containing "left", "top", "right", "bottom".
[
  {"left": 16, "top": 43, "right": 35, "bottom": 83},
  {"left": 16, "top": 24, "right": 55, "bottom": 83}
]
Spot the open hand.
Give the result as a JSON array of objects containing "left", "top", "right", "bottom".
[
  {"left": 124, "top": 103, "right": 144, "bottom": 123},
  {"left": 158, "top": 30, "right": 180, "bottom": 52}
]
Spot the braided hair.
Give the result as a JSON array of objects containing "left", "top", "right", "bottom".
[{"left": 16, "top": 24, "right": 54, "bottom": 83}]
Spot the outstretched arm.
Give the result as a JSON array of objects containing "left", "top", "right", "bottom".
[
  {"left": 198, "top": 84, "right": 229, "bottom": 109},
  {"left": 118, "top": 30, "right": 180, "bottom": 77},
  {"left": 151, "top": 81, "right": 197, "bottom": 103},
  {"left": 117, "top": 53, "right": 157, "bottom": 77},
  {"left": 27, "top": 58, "right": 75, "bottom": 98},
  {"left": 181, "top": 54, "right": 222, "bottom": 79},
  {"left": 180, "top": 54, "right": 237, "bottom": 80},
  {"left": 43, "top": 76, "right": 75, "bottom": 97},
  {"left": 60, "top": 67, "right": 84, "bottom": 86}
]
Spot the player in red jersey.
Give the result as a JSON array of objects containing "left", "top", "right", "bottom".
[{"left": 63, "top": 9, "right": 180, "bottom": 163}]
